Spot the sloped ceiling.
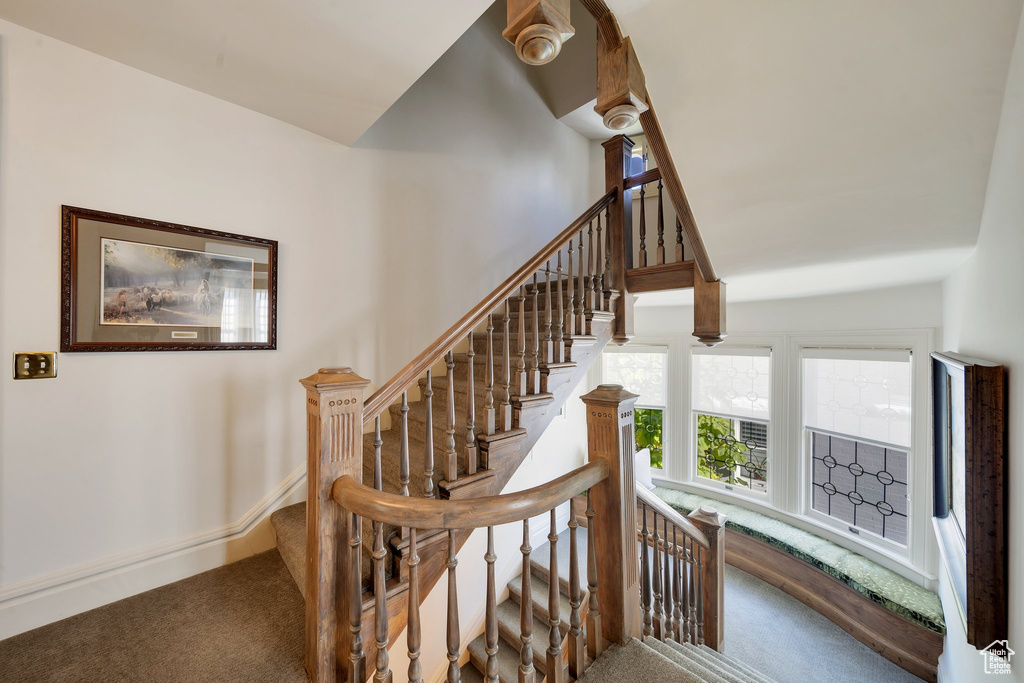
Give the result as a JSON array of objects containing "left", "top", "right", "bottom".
[
  {"left": 0, "top": 0, "right": 492, "bottom": 145},
  {"left": 606, "top": 0, "right": 1024, "bottom": 300}
]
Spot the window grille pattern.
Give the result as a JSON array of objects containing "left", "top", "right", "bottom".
[
  {"left": 603, "top": 352, "right": 666, "bottom": 405},
  {"left": 811, "top": 431, "right": 908, "bottom": 546},
  {"left": 697, "top": 413, "right": 768, "bottom": 491}
]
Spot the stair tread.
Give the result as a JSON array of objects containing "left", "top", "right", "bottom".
[
  {"left": 577, "top": 638, "right": 706, "bottom": 683},
  {"left": 649, "top": 637, "right": 750, "bottom": 683},
  {"left": 467, "top": 630, "right": 527, "bottom": 683},
  {"left": 675, "top": 641, "right": 779, "bottom": 683},
  {"left": 529, "top": 525, "right": 588, "bottom": 594},
  {"left": 495, "top": 599, "right": 557, "bottom": 674},
  {"left": 507, "top": 568, "right": 577, "bottom": 626}
]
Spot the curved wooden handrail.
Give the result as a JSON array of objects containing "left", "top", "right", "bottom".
[
  {"left": 362, "top": 190, "right": 617, "bottom": 425},
  {"left": 333, "top": 461, "right": 609, "bottom": 529},
  {"left": 636, "top": 484, "right": 710, "bottom": 548}
]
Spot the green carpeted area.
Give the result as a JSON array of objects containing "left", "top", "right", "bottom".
[{"left": 653, "top": 487, "right": 945, "bottom": 635}]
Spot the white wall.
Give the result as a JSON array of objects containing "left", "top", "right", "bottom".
[
  {"left": 0, "top": 5, "right": 593, "bottom": 637},
  {"left": 938, "top": 7, "right": 1024, "bottom": 683}
]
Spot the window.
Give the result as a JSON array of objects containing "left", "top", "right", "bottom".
[
  {"left": 692, "top": 349, "right": 771, "bottom": 493},
  {"left": 602, "top": 349, "right": 667, "bottom": 469},
  {"left": 802, "top": 350, "right": 912, "bottom": 546}
]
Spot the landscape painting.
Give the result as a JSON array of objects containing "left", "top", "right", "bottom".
[{"left": 100, "top": 238, "right": 255, "bottom": 327}]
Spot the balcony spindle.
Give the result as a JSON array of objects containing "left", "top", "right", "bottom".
[
  {"left": 407, "top": 528, "right": 423, "bottom": 683},
  {"left": 465, "top": 332, "right": 477, "bottom": 476},
  {"left": 485, "top": 527, "right": 499, "bottom": 683},
  {"left": 348, "top": 511, "right": 365, "bottom": 681},
  {"left": 641, "top": 502, "right": 652, "bottom": 638},
  {"left": 445, "top": 351, "right": 458, "bottom": 483},
  {"left": 567, "top": 500, "right": 584, "bottom": 678},
  {"left": 656, "top": 178, "right": 666, "bottom": 265},
  {"left": 446, "top": 530, "right": 460, "bottom": 682},
  {"left": 516, "top": 285, "right": 528, "bottom": 397},
  {"left": 399, "top": 392, "right": 410, "bottom": 497},
  {"left": 500, "top": 301, "right": 513, "bottom": 431},
  {"left": 638, "top": 183, "right": 648, "bottom": 267},
  {"left": 484, "top": 314, "right": 496, "bottom": 436},
  {"left": 547, "top": 509, "right": 564, "bottom": 682},
  {"left": 423, "top": 370, "right": 435, "bottom": 499},
  {"left": 652, "top": 512, "right": 664, "bottom": 640},
  {"left": 554, "top": 251, "right": 564, "bottom": 363},
  {"left": 529, "top": 273, "right": 540, "bottom": 394},
  {"left": 520, "top": 519, "right": 536, "bottom": 683},
  {"left": 675, "top": 216, "right": 684, "bottom": 263},
  {"left": 585, "top": 495, "right": 602, "bottom": 659}
]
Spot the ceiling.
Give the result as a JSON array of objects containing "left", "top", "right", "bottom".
[
  {"left": 606, "top": 0, "right": 1024, "bottom": 297},
  {"left": 0, "top": 0, "right": 491, "bottom": 145}
]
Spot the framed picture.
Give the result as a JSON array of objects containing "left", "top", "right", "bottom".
[
  {"left": 931, "top": 351, "right": 1006, "bottom": 648},
  {"left": 61, "top": 206, "right": 277, "bottom": 352}
]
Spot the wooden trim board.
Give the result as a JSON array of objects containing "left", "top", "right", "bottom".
[{"left": 726, "top": 530, "right": 942, "bottom": 682}]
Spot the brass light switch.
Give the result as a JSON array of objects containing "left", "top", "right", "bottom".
[{"left": 13, "top": 352, "right": 57, "bottom": 379}]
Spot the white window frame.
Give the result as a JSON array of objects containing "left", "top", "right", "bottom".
[
  {"left": 689, "top": 345, "right": 775, "bottom": 502},
  {"left": 599, "top": 342, "right": 672, "bottom": 475}
]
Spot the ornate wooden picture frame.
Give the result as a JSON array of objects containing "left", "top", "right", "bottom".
[
  {"left": 931, "top": 351, "right": 1006, "bottom": 648},
  {"left": 61, "top": 206, "right": 278, "bottom": 352}
]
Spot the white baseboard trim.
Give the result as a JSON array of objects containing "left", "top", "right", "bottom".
[{"left": 0, "top": 467, "right": 307, "bottom": 640}]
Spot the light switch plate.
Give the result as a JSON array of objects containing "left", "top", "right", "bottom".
[{"left": 13, "top": 352, "right": 57, "bottom": 379}]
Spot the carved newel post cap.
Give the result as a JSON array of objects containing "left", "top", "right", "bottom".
[
  {"left": 300, "top": 367, "right": 370, "bottom": 391},
  {"left": 516, "top": 23, "right": 563, "bottom": 65},
  {"left": 603, "top": 104, "right": 640, "bottom": 131},
  {"left": 580, "top": 383, "right": 640, "bottom": 406},
  {"left": 698, "top": 505, "right": 718, "bottom": 516}
]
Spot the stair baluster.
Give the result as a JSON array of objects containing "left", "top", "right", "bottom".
[
  {"left": 585, "top": 221, "right": 594, "bottom": 313},
  {"left": 529, "top": 273, "right": 540, "bottom": 393},
  {"left": 652, "top": 511, "right": 664, "bottom": 640},
  {"left": 465, "top": 332, "right": 477, "bottom": 475},
  {"left": 638, "top": 183, "right": 647, "bottom": 268},
  {"left": 696, "top": 545, "right": 705, "bottom": 646},
  {"left": 585, "top": 495, "right": 602, "bottom": 659},
  {"left": 373, "top": 417, "right": 383, "bottom": 491},
  {"left": 348, "top": 510, "right": 365, "bottom": 682},
  {"left": 656, "top": 178, "right": 666, "bottom": 265},
  {"left": 484, "top": 314, "right": 496, "bottom": 436},
  {"left": 372, "top": 517, "right": 391, "bottom": 682},
  {"left": 578, "top": 229, "right": 588, "bottom": 329},
  {"left": 566, "top": 238, "right": 576, "bottom": 338},
  {"left": 593, "top": 214, "right": 604, "bottom": 312},
  {"left": 484, "top": 527, "right": 499, "bottom": 683},
  {"left": 407, "top": 528, "right": 423, "bottom": 683},
  {"left": 641, "top": 502, "right": 652, "bottom": 638},
  {"left": 542, "top": 260, "right": 553, "bottom": 367},
  {"left": 520, "top": 519, "right": 536, "bottom": 683},
  {"left": 516, "top": 285, "right": 527, "bottom": 397},
  {"left": 546, "top": 509, "right": 565, "bottom": 683},
  {"left": 446, "top": 530, "right": 461, "bottom": 683},
  {"left": 444, "top": 351, "right": 458, "bottom": 483},
  {"left": 675, "top": 216, "right": 684, "bottom": 262},
  {"left": 500, "top": 300, "right": 514, "bottom": 431},
  {"left": 554, "top": 251, "right": 565, "bottom": 363},
  {"left": 687, "top": 537, "right": 698, "bottom": 645},
  {"left": 423, "top": 370, "right": 435, "bottom": 499},
  {"left": 603, "top": 206, "right": 612, "bottom": 307},
  {"left": 671, "top": 524, "right": 682, "bottom": 643},
  {"left": 399, "top": 393, "right": 410, "bottom": 497},
  {"left": 663, "top": 517, "right": 673, "bottom": 641},
  {"left": 567, "top": 499, "right": 585, "bottom": 678}
]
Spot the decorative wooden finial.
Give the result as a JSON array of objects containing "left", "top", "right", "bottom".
[{"left": 504, "top": 0, "right": 575, "bottom": 66}]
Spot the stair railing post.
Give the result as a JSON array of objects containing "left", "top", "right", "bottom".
[
  {"left": 603, "top": 134, "right": 635, "bottom": 344},
  {"left": 300, "top": 367, "right": 370, "bottom": 683},
  {"left": 580, "top": 384, "right": 642, "bottom": 648},
  {"left": 687, "top": 505, "right": 727, "bottom": 652}
]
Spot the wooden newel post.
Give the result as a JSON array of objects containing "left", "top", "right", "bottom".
[
  {"left": 300, "top": 367, "right": 370, "bottom": 683},
  {"left": 603, "top": 135, "right": 635, "bottom": 345},
  {"left": 581, "top": 384, "right": 642, "bottom": 648},
  {"left": 687, "top": 505, "right": 727, "bottom": 652}
]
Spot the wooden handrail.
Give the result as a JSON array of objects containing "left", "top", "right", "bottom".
[
  {"left": 625, "top": 167, "right": 661, "bottom": 190},
  {"left": 362, "top": 190, "right": 617, "bottom": 424},
  {"left": 635, "top": 484, "right": 710, "bottom": 548},
  {"left": 333, "top": 461, "right": 609, "bottom": 529}
]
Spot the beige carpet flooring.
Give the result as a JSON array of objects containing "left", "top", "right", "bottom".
[{"left": 0, "top": 551, "right": 306, "bottom": 683}]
